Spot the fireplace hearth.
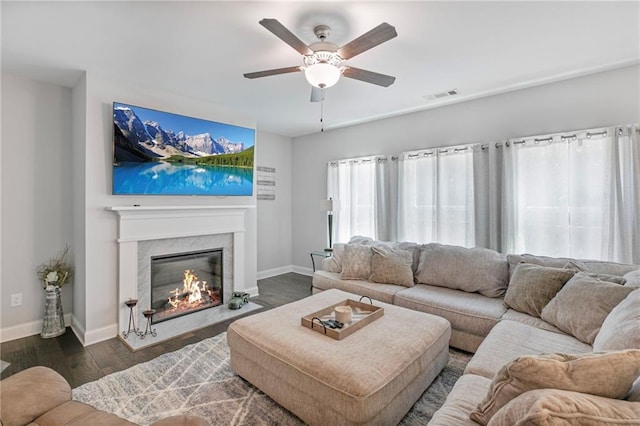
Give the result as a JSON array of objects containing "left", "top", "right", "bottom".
[{"left": 151, "top": 248, "right": 223, "bottom": 324}]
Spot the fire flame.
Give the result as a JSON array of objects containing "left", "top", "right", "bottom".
[{"left": 167, "top": 270, "right": 210, "bottom": 308}]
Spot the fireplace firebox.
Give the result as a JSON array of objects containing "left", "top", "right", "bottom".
[{"left": 150, "top": 248, "right": 223, "bottom": 324}]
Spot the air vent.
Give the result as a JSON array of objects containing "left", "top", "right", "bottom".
[{"left": 424, "top": 89, "right": 459, "bottom": 100}]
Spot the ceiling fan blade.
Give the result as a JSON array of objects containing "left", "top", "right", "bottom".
[
  {"left": 338, "top": 23, "right": 397, "bottom": 60},
  {"left": 259, "top": 18, "right": 313, "bottom": 56},
  {"left": 243, "top": 66, "right": 302, "bottom": 79},
  {"left": 310, "top": 86, "right": 324, "bottom": 102},
  {"left": 343, "top": 67, "right": 396, "bottom": 87}
]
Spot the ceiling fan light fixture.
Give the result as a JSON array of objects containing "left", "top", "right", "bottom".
[{"left": 304, "top": 63, "right": 342, "bottom": 88}]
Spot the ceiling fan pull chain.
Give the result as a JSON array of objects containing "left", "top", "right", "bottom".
[{"left": 320, "top": 92, "right": 324, "bottom": 132}]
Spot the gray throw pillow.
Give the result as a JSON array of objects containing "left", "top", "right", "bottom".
[
  {"left": 593, "top": 289, "right": 640, "bottom": 351},
  {"left": 504, "top": 263, "right": 575, "bottom": 318},
  {"left": 340, "top": 244, "right": 373, "bottom": 280},
  {"left": 369, "top": 246, "right": 414, "bottom": 287},
  {"left": 470, "top": 350, "right": 640, "bottom": 425},
  {"left": 540, "top": 272, "right": 635, "bottom": 344}
]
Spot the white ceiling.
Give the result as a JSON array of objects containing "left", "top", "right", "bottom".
[{"left": 2, "top": 1, "right": 639, "bottom": 137}]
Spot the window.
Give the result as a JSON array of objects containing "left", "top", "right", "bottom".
[
  {"left": 398, "top": 148, "right": 475, "bottom": 246},
  {"left": 328, "top": 124, "right": 639, "bottom": 263}
]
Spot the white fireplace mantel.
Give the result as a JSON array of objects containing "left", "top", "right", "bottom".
[
  {"left": 106, "top": 205, "right": 255, "bottom": 242},
  {"left": 106, "top": 204, "right": 256, "bottom": 350}
]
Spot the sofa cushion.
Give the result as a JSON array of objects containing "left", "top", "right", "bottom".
[
  {"left": 563, "top": 260, "right": 627, "bottom": 284},
  {"left": 465, "top": 320, "right": 591, "bottom": 379},
  {"left": 0, "top": 366, "right": 72, "bottom": 426},
  {"left": 394, "top": 284, "right": 507, "bottom": 337},
  {"left": 348, "top": 235, "right": 374, "bottom": 244},
  {"left": 321, "top": 243, "right": 345, "bottom": 273},
  {"left": 35, "top": 400, "right": 138, "bottom": 425},
  {"left": 593, "top": 289, "right": 640, "bottom": 351},
  {"left": 415, "top": 243, "right": 509, "bottom": 297},
  {"left": 428, "top": 374, "right": 492, "bottom": 426},
  {"left": 470, "top": 350, "right": 640, "bottom": 425},
  {"left": 312, "top": 270, "right": 403, "bottom": 304},
  {"left": 340, "top": 244, "right": 373, "bottom": 280},
  {"left": 577, "top": 259, "right": 639, "bottom": 276},
  {"left": 508, "top": 254, "right": 639, "bottom": 277},
  {"left": 506, "top": 253, "right": 572, "bottom": 276},
  {"left": 500, "top": 309, "right": 563, "bottom": 334},
  {"left": 541, "top": 272, "right": 635, "bottom": 344},
  {"left": 488, "top": 389, "right": 640, "bottom": 426},
  {"left": 369, "top": 245, "right": 414, "bottom": 287},
  {"left": 624, "top": 268, "right": 640, "bottom": 288},
  {"left": 504, "top": 263, "right": 574, "bottom": 317}
]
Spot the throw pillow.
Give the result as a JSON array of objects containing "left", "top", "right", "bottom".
[
  {"left": 540, "top": 272, "right": 635, "bottom": 344},
  {"left": 416, "top": 243, "right": 509, "bottom": 297},
  {"left": 369, "top": 246, "right": 414, "bottom": 287},
  {"left": 340, "top": 244, "right": 373, "bottom": 280},
  {"left": 564, "top": 260, "right": 627, "bottom": 285},
  {"left": 624, "top": 268, "right": 640, "bottom": 288},
  {"left": 321, "top": 243, "right": 345, "bottom": 273},
  {"left": 504, "top": 263, "right": 575, "bottom": 317},
  {"left": 593, "top": 289, "right": 640, "bottom": 351},
  {"left": 469, "top": 350, "right": 640, "bottom": 425},
  {"left": 488, "top": 389, "right": 640, "bottom": 426}
]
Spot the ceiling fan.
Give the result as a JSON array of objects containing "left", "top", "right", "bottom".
[{"left": 244, "top": 19, "right": 397, "bottom": 102}]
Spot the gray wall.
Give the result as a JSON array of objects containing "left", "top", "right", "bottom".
[
  {"left": 1, "top": 73, "right": 74, "bottom": 338},
  {"left": 291, "top": 65, "right": 640, "bottom": 269},
  {"left": 256, "top": 132, "right": 293, "bottom": 277}
]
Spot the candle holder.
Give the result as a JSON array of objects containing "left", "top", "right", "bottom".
[
  {"left": 122, "top": 299, "right": 142, "bottom": 339},
  {"left": 140, "top": 309, "right": 157, "bottom": 339}
]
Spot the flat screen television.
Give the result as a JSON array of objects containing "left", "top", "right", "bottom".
[{"left": 112, "top": 102, "right": 255, "bottom": 196}]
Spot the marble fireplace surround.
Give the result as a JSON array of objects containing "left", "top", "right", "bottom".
[{"left": 108, "top": 205, "right": 260, "bottom": 350}]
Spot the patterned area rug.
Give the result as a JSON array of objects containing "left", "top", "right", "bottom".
[{"left": 73, "top": 333, "right": 470, "bottom": 425}]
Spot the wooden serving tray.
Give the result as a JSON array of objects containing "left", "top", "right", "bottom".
[{"left": 301, "top": 297, "right": 384, "bottom": 340}]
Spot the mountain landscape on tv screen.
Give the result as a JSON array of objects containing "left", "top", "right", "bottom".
[
  {"left": 112, "top": 104, "right": 254, "bottom": 196},
  {"left": 113, "top": 106, "right": 253, "bottom": 165}
]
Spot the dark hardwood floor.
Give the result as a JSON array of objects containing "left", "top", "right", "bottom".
[{"left": 0, "top": 272, "right": 311, "bottom": 388}]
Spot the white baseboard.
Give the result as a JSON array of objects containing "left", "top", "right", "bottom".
[
  {"left": 83, "top": 323, "right": 119, "bottom": 346},
  {"left": 0, "top": 313, "right": 73, "bottom": 343},
  {"left": 70, "top": 315, "right": 86, "bottom": 346},
  {"left": 245, "top": 286, "right": 260, "bottom": 298},
  {"left": 292, "top": 265, "right": 314, "bottom": 277},
  {"left": 256, "top": 265, "right": 294, "bottom": 280}
]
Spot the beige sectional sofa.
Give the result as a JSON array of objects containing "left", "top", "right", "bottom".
[{"left": 312, "top": 237, "right": 640, "bottom": 424}]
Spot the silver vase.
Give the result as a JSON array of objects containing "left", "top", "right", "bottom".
[{"left": 41, "top": 286, "right": 65, "bottom": 338}]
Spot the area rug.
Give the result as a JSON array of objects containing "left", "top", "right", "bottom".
[{"left": 73, "top": 333, "right": 470, "bottom": 425}]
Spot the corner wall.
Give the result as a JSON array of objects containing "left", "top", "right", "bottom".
[
  {"left": 255, "top": 132, "right": 293, "bottom": 278},
  {"left": 291, "top": 64, "right": 640, "bottom": 270},
  {"left": 1, "top": 73, "right": 74, "bottom": 340}
]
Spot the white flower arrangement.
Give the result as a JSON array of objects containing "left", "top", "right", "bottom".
[{"left": 37, "top": 246, "right": 72, "bottom": 289}]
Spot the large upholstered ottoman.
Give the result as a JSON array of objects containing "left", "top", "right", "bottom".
[{"left": 227, "top": 289, "right": 451, "bottom": 425}]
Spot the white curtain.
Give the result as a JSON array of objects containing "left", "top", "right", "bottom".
[
  {"left": 603, "top": 125, "right": 640, "bottom": 263},
  {"left": 398, "top": 147, "right": 475, "bottom": 246},
  {"left": 500, "top": 125, "right": 639, "bottom": 263},
  {"left": 327, "top": 156, "right": 397, "bottom": 243},
  {"left": 328, "top": 124, "right": 639, "bottom": 263}
]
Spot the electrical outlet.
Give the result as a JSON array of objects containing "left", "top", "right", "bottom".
[{"left": 10, "top": 293, "right": 22, "bottom": 307}]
